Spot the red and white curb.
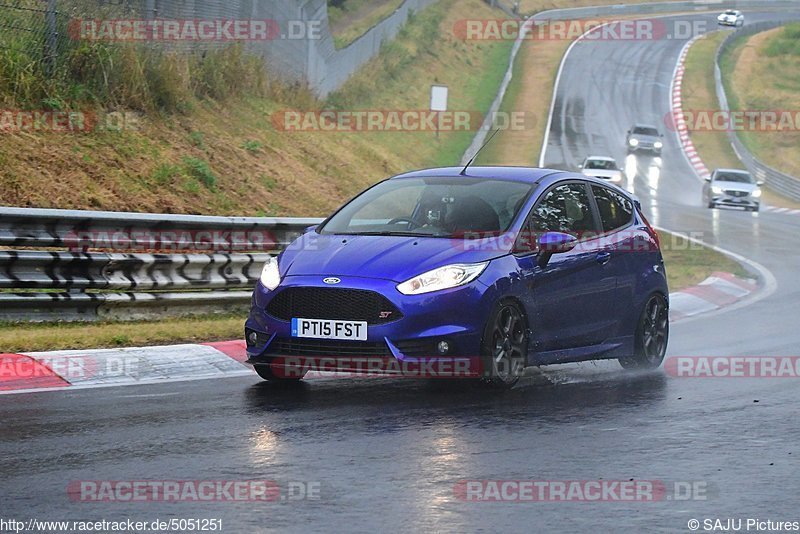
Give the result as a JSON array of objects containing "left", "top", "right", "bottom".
[
  {"left": 0, "top": 341, "right": 252, "bottom": 395},
  {"left": 0, "top": 273, "right": 756, "bottom": 395},
  {"left": 668, "top": 271, "right": 756, "bottom": 322},
  {"left": 671, "top": 35, "right": 711, "bottom": 180}
]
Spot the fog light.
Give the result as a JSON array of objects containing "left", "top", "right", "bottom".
[
  {"left": 437, "top": 341, "right": 450, "bottom": 354},
  {"left": 247, "top": 331, "right": 259, "bottom": 346}
]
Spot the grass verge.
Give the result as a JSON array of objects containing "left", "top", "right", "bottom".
[
  {"left": 0, "top": 314, "right": 244, "bottom": 353},
  {"left": 0, "top": 0, "right": 510, "bottom": 216},
  {"left": 658, "top": 231, "right": 750, "bottom": 290},
  {"left": 685, "top": 25, "right": 800, "bottom": 210}
]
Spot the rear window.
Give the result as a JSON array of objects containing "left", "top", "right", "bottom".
[{"left": 591, "top": 185, "right": 633, "bottom": 233}]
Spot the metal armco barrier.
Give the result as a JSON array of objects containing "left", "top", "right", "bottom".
[
  {"left": 714, "top": 22, "right": 800, "bottom": 201},
  {"left": 0, "top": 207, "right": 323, "bottom": 322}
]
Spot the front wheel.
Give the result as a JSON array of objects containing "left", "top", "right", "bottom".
[
  {"left": 619, "top": 294, "right": 669, "bottom": 370},
  {"left": 481, "top": 302, "right": 529, "bottom": 389}
]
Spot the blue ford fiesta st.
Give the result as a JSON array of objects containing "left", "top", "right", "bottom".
[{"left": 245, "top": 167, "right": 669, "bottom": 388}]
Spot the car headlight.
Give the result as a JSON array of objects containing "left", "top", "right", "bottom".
[
  {"left": 397, "top": 262, "right": 488, "bottom": 295},
  {"left": 654, "top": 141, "right": 663, "bottom": 149},
  {"left": 259, "top": 256, "right": 281, "bottom": 290},
  {"left": 629, "top": 138, "right": 639, "bottom": 147},
  {"left": 711, "top": 186, "right": 724, "bottom": 195},
  {"left": 752, "top": 189, "right": 762, "bottom": 198}
]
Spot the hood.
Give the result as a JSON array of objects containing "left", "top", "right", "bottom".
[
  {"left": 713, "top": 181, "right": 757, "bottom": 192},
  {"left": 631, "top": 133, "right": 660, "bottom": 143},
  {"left": 280, "top": 232, "right": 510, "bottom": 282}
]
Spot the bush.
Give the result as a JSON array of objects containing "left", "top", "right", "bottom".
[{"left": 182, "top": 157, "right": 217, "bottom": 189}]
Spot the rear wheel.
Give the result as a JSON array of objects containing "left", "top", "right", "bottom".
[
  {"left": 619, "top": 294, "right": 669, "bottom": 370},
  {"left": 254, "top": 363, "right": 306, "bottom": 382},
  {"left": 481, "top": 302, "right": 528, "bottom": 389}
]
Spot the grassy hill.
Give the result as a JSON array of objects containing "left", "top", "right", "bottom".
[{"left": 0, "top": 0, "right": 510, "bottom": 216}]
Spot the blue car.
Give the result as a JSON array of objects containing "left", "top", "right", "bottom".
[{"left": 245, "top": 167, "right": 669, "bottom": 388}]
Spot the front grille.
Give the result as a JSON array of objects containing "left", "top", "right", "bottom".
[
  {"left": 265, "top": 337, "right": 391, "bottom": 358},
  {"left": 266, "top": 287, "right": 401, "bottom": 325},
  {"left": 725, "top": 190, "right": 748, "bottom": 198}
]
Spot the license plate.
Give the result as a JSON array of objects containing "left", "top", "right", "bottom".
[{"left": 291, "top": 318, "right": 368, "bottom": 341}]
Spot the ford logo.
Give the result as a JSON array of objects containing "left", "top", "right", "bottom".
[{"left": 323, "top": 277, "right": 341, "bottom": 285}]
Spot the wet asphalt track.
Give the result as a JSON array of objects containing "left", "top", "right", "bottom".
[{"left": 3, "top": 10, "right": 800, "bottom": 534}]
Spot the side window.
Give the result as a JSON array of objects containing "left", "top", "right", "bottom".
[
  {"left": 531, "top": 183, "right": 596, "bottom": 236},
  {"left": 591, "top": 185, "right": 633, "bottom": 233}
]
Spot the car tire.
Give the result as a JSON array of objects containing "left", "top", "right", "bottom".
[
  {"left": 254, "top": 363, "right": 305, "bottom": 382},
  {"left": 707, "top": 201, "right": 715, "bottom": 209},
  {"left": 481, "top": 301, "right": 528, "bottom": 389},
  {"left": 752, "top": 205, "right": 760, "bottom": 212},
  {"left": 619, "top": 293, "right": 669, "bottom": 370}
]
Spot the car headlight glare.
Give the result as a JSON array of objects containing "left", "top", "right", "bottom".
[
  {"left": 397, "top": 262, "right": 488, "bottom": 295},
  {"left": 629, "top": 138, "right": 639, "bottom": 147},
  {"left": 654, "top": 141, "right": 663, "bottom": 149},
  {"left": 259, "top": 256, "right": 281, "bottom": 290},
  {"left": 711, "top": 186, "right": 724, "bottom": 195},
  {"left": 752, "top": 189, "right": 762, "bottom": 198}
]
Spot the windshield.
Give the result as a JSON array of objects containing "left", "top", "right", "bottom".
[
  {"left": 724, "top": 10, "right": 738, "bottom": 15},
  {"left": 319, "top": 177, "right": 534, "bottom": 237},
  {"left": 633, "top": 126, "right": 659, "bottom": 136},
  {"left": 585, "top": 159, "right": 617, "bottom": 170},
  {"left": 715, "top": 171, "right": 754, "bottom": 184}
]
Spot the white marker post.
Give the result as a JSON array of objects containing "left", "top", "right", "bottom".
[{"left": 430, "top": 85, "right": 448, "bottom": 139}]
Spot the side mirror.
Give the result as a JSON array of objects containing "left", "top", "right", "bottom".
[
  {"left": 577, "top": 164, "right": 583, "bottom": 169},
  {"left": 756, "top": 180, "right": 764, "bottom": 186},
  {"left": 305, "top": 224, "right": 318, "bottom": 233},
  {"left": 537, "top": 231, "right": 577, "bottom": 268},
  {"left": 705, "top": 177, "right": 712, "bottom": 182}
]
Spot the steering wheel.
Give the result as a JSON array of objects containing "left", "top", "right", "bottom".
[{"left": 386, "top": 217, "right": 420, "bottom": 229}]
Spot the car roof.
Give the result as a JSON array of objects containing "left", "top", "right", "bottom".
[
  {"left": 389, "top": 166, "right": 629, "bottom": 190},
  {"left": 584, "top": 156, "right": 616, "bottom": 161},
  {"left": 714, "top": 168, "right": 751, "bottom": 175},
  {"left": 632, "top": 123, "right": 659, "bottom": 130},
  {"left": 390, "top": 166, "right": 565, "bottom": 184}
]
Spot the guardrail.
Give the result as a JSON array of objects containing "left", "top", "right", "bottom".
[
  {"left": 714, "top": 21, "right": 800, "bottom": 201},
  {"left": 0, "top": 207, "right": 323, "bottom": 322}
]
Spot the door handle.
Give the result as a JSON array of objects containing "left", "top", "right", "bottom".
[{"left": 596, "top": 252, "right": 611, "bottom": 265}]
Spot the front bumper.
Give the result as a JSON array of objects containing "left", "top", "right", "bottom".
[
  {"left": 244, "top": 275, "right": 494, "bottom": 374},
  {"left": 627, "top": 143, "right": 661, "bottom": 155},
  {"left": 711, "top": 193, "right": 759, "bottom": 208},
  {"left": 718, "top": 19, "right": 738, "bottom": 26}
]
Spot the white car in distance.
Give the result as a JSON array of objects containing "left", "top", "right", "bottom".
[
  {"left": 718, "top": 9, "right": 744, "bottom": 27},
  {"left": 578, "top": 156, "right": 624, "bottom": 184}
]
